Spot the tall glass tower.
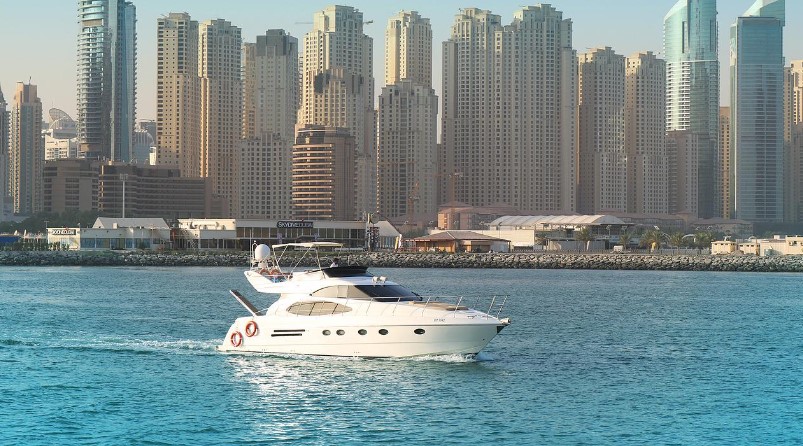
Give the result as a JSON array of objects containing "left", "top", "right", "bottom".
[
  {"left": 730, "top": 0, "right": 785, "bottom": 223},
  {"left": 77, "top": 0, "right": 136, "bottom": 162},
  {"left": 664, "top": 0, "right": 719, "bottom": 218},
  {"left": 0, "top": 84, "right": 8, "bottom": 215}
]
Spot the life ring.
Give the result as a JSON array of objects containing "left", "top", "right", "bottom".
[
  {"left": 230, "top": 331, "right": 243, "bottom": 347},
  {"left": 245, "top": 320, "right": 258, "bottom": 337}
]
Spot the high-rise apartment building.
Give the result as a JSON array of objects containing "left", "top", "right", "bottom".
[
  {"left": 156, "top": 13, "right": 199, "bottom": 175},
  {"left": 442, "top": 6, "right": 576, "bottom": 212},
  {"left": 77, "top": 0, "right": 136, "bottom": 162},
  {"left": 0, "top": 84, "right": 8, "bottom": 216},
  {"left": 384, "top": 11, "right": 431, "bottom": 87},
  {"left": 9, "top": 82, "right": 43, "bottom": 215},
  {"left": 784, "top": 61, "right": 803, "bottom": 223},
  {"left": 299, "top": 6, "right": 375, "bottom": 217},
  {"left": 578, "top": 47, "right": 626, "bottom": 214},
  {"left": 666, "top": 130, "right": 700, "bottom": 215},
  {"left": 377, "top": 81, "right": 438, "bottom": 221},
  {"left": 292, "top": 125, "right": 356, "bottom": 220},
  {"left": 240, "top": 30, "right": 298, "bottom": 219},
  {"left": 719, "top": 106, "right": 733, "bottom": 219},
  {"left": 199, "top": 19, "right": 242, "bottom": 217},
  {"left": 625, "top": 52, "right": 668, "bottom": 214},
  {"left": 664, "top": 0, "right": 719, "bottom": 218},
  {"left": 242, "top": 30, "right": 298, "bottom": 143},
  {"left": 377, "top": 11, "right": 437, "bottom": 222},
  {"left": 730, "top": 0, "right": 785, "bottom": 223}
]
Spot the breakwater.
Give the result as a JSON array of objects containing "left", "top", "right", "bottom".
[{"left": 3, "top": 250, "right": 803, "bottom": 272}]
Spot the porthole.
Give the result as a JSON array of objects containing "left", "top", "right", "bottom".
[
  {"left": 336, "top": 329, "right": 345, "bottom": 336},
  {"left": 378, "top": 329, "right": 388, "bottom": 335},
  {"left": 358, "top": 329, "right": 367, "bottom": 335},
  {"left": 414, "top": 328, "right": 425, "bottom": 335},
  {"left": 322, "top": 330, "right": 331, "bottom": 336}
]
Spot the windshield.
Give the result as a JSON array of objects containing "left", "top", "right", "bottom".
[{"left": 354, "top": 285, "right": 421, "bottom": 302}]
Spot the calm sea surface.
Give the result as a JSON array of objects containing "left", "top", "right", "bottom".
[{"left": 2, "top": 266, "right": 803, "bottom": 445}]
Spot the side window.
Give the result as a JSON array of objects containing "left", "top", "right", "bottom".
[{"left": 287, "top": 301, "right": 353, "bottom": 316}]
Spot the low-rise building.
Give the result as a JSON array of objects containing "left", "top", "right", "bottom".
[
  {"left": 47, "top": 218, "right": 171, "bottom": 251},
  {"left": 48, "top": 218, "right": 401, "bottom": 252},
  {"left": 711, "top": 235, "right": 803, "bottom": 256},
  {"left": 42, "top": 158, "right": 99, "bottom": 213},
  {"left": 411, "top": 231, "right": 509, "bottom": 253}
]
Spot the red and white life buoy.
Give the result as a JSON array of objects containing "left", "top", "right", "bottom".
[
  {"left": 230, "top": 331, "right": 243, "bottom": 347},
  {"left": 245, "top": 320, "right": 258, "bottom": 337}
]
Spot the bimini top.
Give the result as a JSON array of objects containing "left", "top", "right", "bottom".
[{"left": 272, "top": 242, "right": 343, "bottom": 249}]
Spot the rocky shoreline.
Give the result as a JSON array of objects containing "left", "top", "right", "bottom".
[{"left": 2, "top": 250, "right": 803, "bottom": 272}]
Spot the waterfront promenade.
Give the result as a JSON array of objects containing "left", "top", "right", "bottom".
[{"left": 2, "top": 250, "right": 803, "bottom": 272}]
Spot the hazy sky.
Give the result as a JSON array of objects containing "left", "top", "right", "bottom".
[{"left": 1, "top": 0, "right": 801, "bottom": 121}]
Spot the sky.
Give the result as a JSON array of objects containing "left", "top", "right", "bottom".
[{"left": 1, "top": 0, "right": 801, "bottom": 121}]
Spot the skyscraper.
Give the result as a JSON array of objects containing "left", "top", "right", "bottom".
[
  {"left": 664, "top": 0, "right": 719, "bottom": 218},
  {"left": 242, "top": 30, "right": 298, "bottom": 143},
  {"left": 299, "top": 6, "right": 375, "bottom": 219},
  {"left": 626, "top": 52, "right": 669, "bottom": 214},
  {"left": 77, "top": 0, "right": 137, "bottom": 162},
  {"left": 730, "top": 0, "right": 785, "bottom": 223},
  {"left": 442, "top": 6, "right": 576, "bottom": 212},
  {"left": 240, "top": 30, "right": 298, "bottom": 219},
  {"left": 156, "top": 13, "right": 199, "bottom": 175},
  {"left": 578, "top": 47, "right": 626, "bottom": 214},
  {"left": 784, "top": 61, "right": 803, "bottom": 223},
  {"left": 377, "top": 11, "right": 437, "bottom": 222},
  {"left": 0, "top": 84, "right": 8, "bottom": 216},
  {"left": 199, "top": 19, "right": 242, "bottom": 217},
  {"left": 719, "top": 106, "right": 733, "bottom": 218},
  {"left": 9, "top": 82, "right": 43, "bottom": 215}
]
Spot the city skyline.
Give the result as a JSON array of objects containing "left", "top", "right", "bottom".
[{"left": 2, "top": 1, "right": 803, "bottom": 121}]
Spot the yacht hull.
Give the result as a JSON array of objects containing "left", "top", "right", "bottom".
[{"left": 218, "top": 317, "right": 504, "bottom": 358}]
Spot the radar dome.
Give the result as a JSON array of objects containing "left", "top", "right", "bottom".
[{"left": 254, "top": 244, "right": 271, "bottom": 261}]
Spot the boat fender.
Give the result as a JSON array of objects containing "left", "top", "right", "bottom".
[
  {"left": 230, "top": 331, "right": 243, "bottom": 347},
  {"left": 245, "top": 320, "right": 259, "bottom": 337}
]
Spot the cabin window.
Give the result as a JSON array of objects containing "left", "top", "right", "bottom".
[
  {"left": 311, "top": 285, "right": 421, "bottom": 302},
  {"left": 287, "top": 301, "right": 352, "bottom": 316}
]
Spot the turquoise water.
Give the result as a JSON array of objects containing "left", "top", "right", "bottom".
[{"left": 2, "top": 266, "right": 803, "bottom": 445}]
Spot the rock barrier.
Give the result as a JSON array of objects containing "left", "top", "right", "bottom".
[{"left": 2, "top": 250, "right": 803, "bottom": 272}]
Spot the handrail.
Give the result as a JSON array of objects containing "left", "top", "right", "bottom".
[{"left": 255, "top": 294, "right": 509, "bottom": 319}]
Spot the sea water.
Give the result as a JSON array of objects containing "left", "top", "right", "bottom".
[{"left": 1, "top": 266, "right": 802, "bottom": 445}]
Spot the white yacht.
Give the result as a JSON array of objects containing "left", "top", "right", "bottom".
[{"left": 218, "top": 242, "right": 510, "bottom": 358}]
